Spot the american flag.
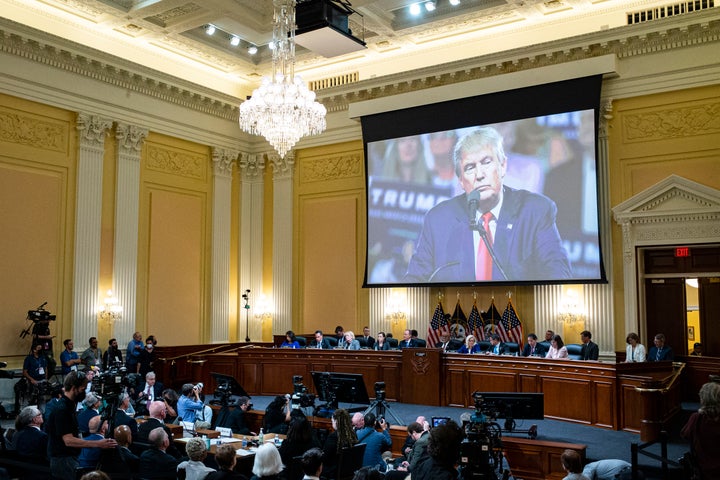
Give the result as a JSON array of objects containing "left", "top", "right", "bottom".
[
  {"left": 467, "top": 301, "right": 485, "bottom": 341},
  {"left": 482, "top": 299, "right": 502, "bottom": 336},
  {"left": 427, "top": 301, "right": 448, "bottom": 347},
  {"left": 498, "top": 299, "right": 524, "bottom": 348}
]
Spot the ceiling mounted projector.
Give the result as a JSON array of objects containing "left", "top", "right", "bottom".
[{"left": 295, "top": 0, "right": 367, "bottom": 58}]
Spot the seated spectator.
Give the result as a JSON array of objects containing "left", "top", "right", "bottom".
[
  {"left": 581, "top": 459, "right": 631, "bottom": 480},
  {"left": 281, "top": 331, "right": 301, "bottom": 349},
  {"left": 647, "top": 333, "right": 673, "bottom": 362},
  {"left": 457, "top": 335, "right": 481, "bottom": 354},
  {"left": 114, "top": 392, "right": 138, "bottom": 437},
  {"left": 137, "top": 401, "right": 182, "bottom": 459},
  {"left": 278, "top": 410, "right": 321, "bottom": 466},
  {"left": 251, "top": 443, "right": 284, "bottom": 480},
  {"left": 215, "top": 396, "right": 253, "bottom": 435},
  {"left": 351, "top": 412, "right": 364, "bottom": 431},
  {"left": 355, "top": 412, "right": 391, "bottom": 470},
  {"left": 546, "top": 335, "right": 569, "bottom": 359},
  {"left": 78, "top": 416, "right": 108, "bottom": 469},
  {"left": 177, "top": 383, "right": 205, "bottom": 423},
  {"left": 79, "top": 472, "right": 110, "bottom": 480},
  {"left": 177, "top": 437, "right": 216, "bottom": 480},
  {"left": 300, "top": 448, "right": 323, "bottom": 480},
  {"left": 100, "top": 424, "right": 139, "bottom": 476},
  {"left": 162, "top": 388, "right": 179, "bottom": 423},
  {"left": 390, "top": 421, "right": 429, "bottom": 475},
  {"left": 681, "top": 381, "right": 720, "bottom": 479},
  {"left": 12, "top": 405, "right": 48, "bottom": 458},
  {"left": 352, "top": 467, "right": 381, "bottom": 480},
  {"left": 264, "top": 395, "right": 291, "bottom": 434},
  {"left": 412, "top": 420, "right": 464, "bottom": 480},
  {"left": 690, "top": 342, "right": 703, "bottom": 356},
  {"left": 560, "top": 449, "right": 590, "bottom": 480},
  {"left": 322, "top": 409, "right": 358, "bottom": 480},
  {"left": 139, "top": 427, "right": 179, "bottom": 480},
  {"left": 205, "top": 443, "right": 248, "bottom": 480},
  {"left": 77, "top": 393, "right": 101, "bottom": 437}
]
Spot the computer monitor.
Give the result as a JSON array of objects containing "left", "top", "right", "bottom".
[
  {"left": 210, "top": 372, "right": 249, "bottom": 397},
  {"left": 310, "top": 371, "right": 370, "bottom": 406},
  {"left": 474, "top": 392, "right": 544, "bottom": 420}
]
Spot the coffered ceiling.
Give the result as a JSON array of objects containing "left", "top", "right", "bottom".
[{"left": 0, "top": 0, "right": 697, "bottom": 97}]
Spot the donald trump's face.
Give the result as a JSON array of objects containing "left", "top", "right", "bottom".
[{"left": 458, "top": 144, "right": 506, "bottom": 212}]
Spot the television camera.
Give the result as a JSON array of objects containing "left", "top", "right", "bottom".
[
  {"left": 458, "top": 392, "right": 510, "bottom": 480},
  {"left": 90, "top": 362, "right": 136, "bottom": 400},
  {"left": 291, "top": 375, "right": 316, "bottom": 409},
  {"left": 19, "top": 302, "right": 56, "bottom": 339},
  {"left": 212, "top": 380, "right": 236, "bottom": 408}
]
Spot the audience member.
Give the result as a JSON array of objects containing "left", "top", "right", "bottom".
[
  {"left": 356, "top": 412, "right": 391, "bottom": 470},
  {"left": 177, "top": 383, "right": 205, "bottom": 423},
  {"left": 79, "top": 472, "right": 110, "bottom": 480},
  {"left": 104, "top": 424, "right": 139, "bottom": 475},
  {"left": 78, "top": 416, "right": 108, "bottom": 469},
  {"left": 102, "top": 338, "right": 123, "bottom": 369},
  {"left": 485, "top": 334, "right": 506, "bottom": 355},
  {"left": 135, "top": 371, "right": 164, "bottom": 416},
  {"left": 580, "top": 331, "right": 599, "bottom": 361},
  {"left": 523, "top": 334, "right": 547, "bottom": 357},
  {"left": 12, "top": 406, "right": 48, "bottom": 458},
  {"left": 560, "top": 449, "right": 590, "bottom": 480},
  {"left": 400, "top": 330, "right": 419, "bottom": 349},
  {"left": 43, "top": 384, "right": 65, "bottom": 426},
  {"left": 351, "top": 412, "right": 364, "bottom": 431},
  {"left": 299, "top": 448, "right": 323, "bottom": 480},
  {"left": 647, "top": 333, "right": 673, "bottom": 362},
  {"left": 264, "top": 395, "right": 291, "bottom": 434},
  {"left": 137, "top": 400, "right": 183, "bottom": 459},
  {"left": 625, "top": 333, "right": 646, "bottom": 363},
  {"left": 352, "top": 467, "right": 382, "bottom": 480},
  {"left": 546, "top": 335, "right": 569, "bottom": 359},
  {"left": 412, "top": 420, "right": 463, "bottom": 480},
  {"left": 361, "top": 327, "right": 375, "bottom": 349},
  {"left": 60, "top": 339, "right": 82, "bottom": 375},
  {"left": 281, "top": 331, "right": 301, "bottom": 349},
  {"left": 162, "top": 388, "right": 179, "bottom": 423},
  {"left": 373, "top": 332, "right": 391, "bottom": 351},
  {"left": 339, "top": 331, "right": 361, "bottom": 350},
  {"left": 177, "top": 436, "right": 216, "bottom": 480},
  {"left": 46, "top": 371, "right": 117, "bottom": 480},
  {"left": 310, "top": 330, "right": 332, "bottom": 350},
  {"left": 457, "top": 334, "right": 481, "bottom": 354},
  {"left": 137, "top": 338, "right": 156, "bottom": 377},
  {"left": 205, "top": 443, "right": 248, "bottom": 480},
  {"left": 81, "top": 337, "right": 103, "bottom": 370},
  {"left": 690, "top": 342, "right": 703, "bottom": 356},
  {"left": 681, "top": 381, "right": 720, "bottom": 479},
  {"left": 251, "top": 443, "right": 284, "bottom": 480},
  {"left": 77, "top": 393, "right": 102, "bottom": 437},
  {"left": 215, "top": 396, "right": 253, "bottom": 435},
  {"left": 581, "top": 459, "right": 631, "bottom": 480},
  {"left": 393, "top": 421, "right": 429, "bottom": 475},
  {"left": 322, "top": 409, "right": 358, "bottom": 479},
  {"left": 138, "top": 427, "right": 179, "bottom": 480},
  {"left": 114, "top": 392, "right": 138, "bottom": 436},
  {"left": 278, "top": 411, "right": 321, "bottom": 465},
  {"left": 126, "top": 332, "right": 144, "bottom": 373}
]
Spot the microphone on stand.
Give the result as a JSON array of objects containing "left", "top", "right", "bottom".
[{"left": 428, "top": 261, "right": 460, "bottom": 282}]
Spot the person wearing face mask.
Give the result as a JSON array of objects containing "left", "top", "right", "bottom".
[
  {"left": 46, "top": 371, "right": 117, "bottom": 480},
  {"left": 137, "top": 338, "right": 156, "bottom": 377}
]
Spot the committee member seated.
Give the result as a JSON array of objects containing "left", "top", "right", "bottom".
[
  {"left": 484, "top": 334, "right": 506, "bottom": 355},
  {"left": 281, "top": 330, "right": 301, "bottom": 349},
  {"left": 546, "top": 334, "right": 569, "bottom": 359},
  {"left": 436, "top": 333, "right": 462, "bottom": 352},
  {"left": 338, "top": 331, "right": 361, "bottom": 350},
  {"left": 373, "top": 332, "right": 392, "bottom": 351},
  {"left": 403, "top": 126, "right": 572, "bottom": 283},
  {"left": 579, "top": 331, "right": 599, "bottom": 361},
  {"left": 647, "top": 333, "right": 674, "bottom": 362},
  {"left": 624, "top": 332, "right": 646, "bottom": 363},
  {"left": 360, "top": 327, "right": 375, "bottom": 349},
  {"left": 457, "top": 335, "right": 481, "bottom": 354},
  {"left": 138, "top": 427, "right": 179, "bottom": 480},
  {"left": 400, "top": 329, "right": 420, "bottom": 349},
  {"left": 522, "top": 333, "right": 547, "bottom": 357},
  {"left": 310, "top": 330, "right": 332, "bottom": 350}
]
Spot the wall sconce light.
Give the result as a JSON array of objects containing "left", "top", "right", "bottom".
[
  {"left": 98, "top": 290, "right": 122, "bottom": 324},
  {"left": 558, "top": 290, "right": 585, "bottom": 324},
  {"left": 254, "top": 293, "right": 272, "bottom": 322},
  {"left": 385, "top": 291, "right": 406, "bottom": 324}
]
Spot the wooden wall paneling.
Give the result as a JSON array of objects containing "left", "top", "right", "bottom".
[
  {"left": 593, "top": 380, "right": 617, "bottom": 429},
  {"left": 401, "top": 349, "right": 441, "bottom": 406},
  {"left": 467, "top": 369, "right": 517, "bottom": 393},
  {"left": 541, "top": 375, "right": 592, "bottom": 424},
  {"left": 619, "top": 382, "right": 643, "bottom": 432},
  {"left": 519, "top": 374, "right": 540, "bottom": 392},
  {"left": 502, "top": 437, "right": 586, "bottom": 480}
]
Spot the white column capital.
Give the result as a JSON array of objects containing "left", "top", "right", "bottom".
[{"left": 116, "top": 123, "right": 148, "bottom": 154}]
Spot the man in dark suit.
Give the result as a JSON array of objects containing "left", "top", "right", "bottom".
[
  {"left": 114, "top": 392, "right": 138, "bottom": 437},
  {"left": 522, "top": 333, "right": 547, "bottom": 357},
  {"left": 214, "top": 396, "right": 253, "bottom": 435},
  {"left": 309, "top": 330, "right": 332, "bottom": 349},
  {"left": 361, "top": 326, "right": 375, "bottom": 349},
  {"left": 12, "top": 406, "right": 48, "bottom": 459},
  {"left": 138, "top": 427, "right": 178, "bottom": 480},
  {"left": 435, "top": 333, "right": 462, "bottom": 352},
  {"left": 648, "top": 333, "right": 674, "bottom": 362},
  {"left": 136, "top": 401, "right": 181, "bottom": 459},
  {"left": 580, "top": 330, "right": 599, "bottom": 361},
  {"left": 485, "top": 334, "right": 506, "bottom": 355},
  {"left": 134, "top": 371, "right": 164, "bottom": 416},
  {"left": 404, "top": 126, "right": 572, "bottom": 283},
  {"left": 400, "top": 329, "right": 420, "bottom": 349}
]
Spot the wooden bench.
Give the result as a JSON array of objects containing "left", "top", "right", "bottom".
[{"left": 502, "top": 436, "right": 586, "bottom": 480}]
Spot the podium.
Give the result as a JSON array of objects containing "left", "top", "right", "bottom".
[{"left": 401, "top": 348, "right": 441, "bottom": 406}]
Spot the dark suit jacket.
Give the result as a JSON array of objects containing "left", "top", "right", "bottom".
[
  {"left": 138, "top": 447, "right": 179, "bottom": 480},
  {"left": 436, "top": 339, "right": 463, "bottom": 352},
  {"left": 309, "top": 338, "right": 332, "bottom": 349},
  {"left": 361, "top": 336, "right": 375, "bottom": 349},
  {"left": 648, "top": 346, "right": 674, "bottom": 362},
  {"left": 487, "top": 342, "right": 506, "bottom": 355},
  {"left": 12, "top": 427, "right": 48, "bottom": 458},
  {"left": 114, "top": 409, "right": 138, "bottom": 437},
  {"left": 580, "top": 341, "right": 599, "bottom": 360},
  {"left": 215, "top": 407, "right": 250, "bottom": 435},
  {"left": 522, "top": 343, "right": 548, "bottom": 357},
  {"left": 400, "top": 339, "right": 420, "bottom": 349},
  {"left": 404, "top": 187, "right": 572, "bottom": 282},
  {"left": 136, "top": 418, "right": 182, "bottom": 459}
]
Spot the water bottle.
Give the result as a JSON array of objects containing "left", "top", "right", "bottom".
[
  {"left": 203, "top": 435, "right": 210, "bottom": 450},
  {"left": 258, "top": 428, "right": 264, "bottom": 444},
  {"left": 242, "top": 437, "right": 248, "bottom": 448}
]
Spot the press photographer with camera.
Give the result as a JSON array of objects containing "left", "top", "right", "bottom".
[
  {"left": 413, "top": 421, "right": 464, "bottom": 480},
  {"left": 177, "top": 383, "right": 205, "bottom": 424},
  {"left": 356, "top": 412, "right": 392, "bottom": 471}
]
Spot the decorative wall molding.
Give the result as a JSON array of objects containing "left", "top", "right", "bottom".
[
  {"left": 622, "top": 101, "right": 720, "bottom": 141},
  {"left": 77, "top": 113, "right": 112, "bottom": 147},
  {"left": 116, "top": 123, "right": 148, "bottom": 154},
  {"left": 300, "top": 153, "right": 364, "bottom": 183},
  {"left": 269, "top": 153, "right": 295, "bottom": 180},
  {"left": 238, "top": 152, "right": 266, "bottom": 180},
  {"left": 0, "top": 107, "right": 67, "bottom": 151},
  {"left": 145, "top": 144, "right": 205, "bottom": 179},
  {"left": 212, "top": 147, "right": 237, "bottom": 178}
]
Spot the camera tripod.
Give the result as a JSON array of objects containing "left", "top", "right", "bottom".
[{"left": 363, "top": 396, "right": 404, "bottom": 425}]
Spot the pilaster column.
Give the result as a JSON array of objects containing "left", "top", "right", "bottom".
[
  {"left": 210, "top": 148, "right": 237, "bottom": 342},
  {"left": 113, "top": 123, "right": 147, "bottom": 345},
  {"left": 73, "top": 113, "right": 112, "bottom": 346},
  {"left": 238, "top": 153, "right": 266, "bottom": 341},
  {"left": 270, "top": 152, "right": 294, "bottom": 336}
]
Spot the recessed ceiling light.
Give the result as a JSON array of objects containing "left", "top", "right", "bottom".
[
  {"left": 248, "top": 45, "right": 258, "bottom": 55},
  {"left": 230, "top": 36, "right": 240, "bottom": 46},
  {"left": 449, "top": 0, "right": 461, "bottom": 5},
  {"left": 409, "top": 3, "right": 421, "bottom": 15},
  {"left": 425, "top": 1, "right": 436, "bottom": 12},
  {"left": 205, "top": 25, "right": 216, "bottom": 35}
]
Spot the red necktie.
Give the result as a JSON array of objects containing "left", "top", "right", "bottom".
[{"left": 475, "top": 212, "right": 494, "bottom": 280}]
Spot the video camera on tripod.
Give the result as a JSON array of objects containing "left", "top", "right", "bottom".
[
  {"left": 458, "top": 392, "right": 507, "bottom": 480},
  {"left": 290, "top": 375, "right": 316, "bottom": 409},
  {"left": 19, "top": 302, "right": 56, "bottom": 339}
]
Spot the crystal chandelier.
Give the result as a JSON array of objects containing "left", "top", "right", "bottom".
[{"left": 239, "top": 0, "right": 327, "bottom": 158}]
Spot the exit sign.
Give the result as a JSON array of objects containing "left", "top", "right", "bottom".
[{"left": 675, "top": 247, "right": 690, "bottom": 257}]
